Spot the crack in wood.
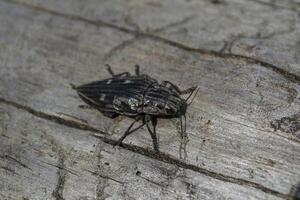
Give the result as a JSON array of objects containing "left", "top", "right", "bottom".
[
  {"left": 104, "top": 15, "right": 195, "bottom": 62},
  {"left": 40, "top": 160, "right": 79, "bottom": 176},
  {"left": 0, "top": 165, "right": 18, "bottom": 175},
  {"left": 84, "top": 169, "right": 124, "bottom": 184},
  {"left": 0, "top": 97, "right": 294, "bottom": 199},
  {"left": 2, "top": 155, "right": 32, "bottom": 171},
  {"left": 3, "top": 0, "right": 300, "bottom": 84},
  {"left": 54, "top": 112, "right": 89, "bottom": 125},
  {"left": 0, "top": 97, "right": 105, "bottom": 135},
  {"left": 48, "top": 141, "right": 66, "bottom": 200},
  {"left": 94, "top": 135, "right": 292, "bottom": 199},
  {"left": 95, "top": 146, "right": 110, "bottom": 200},
  {"left": 103, "top": 36, "right": 141, "bottom": 62},
  {"left": 52, "top": 153, "right": 66, "bottom": 200},
  {"left": 149, "top": 37, "right": 300, "bottom": 84},
  {"left": 248, "top": 0, "right": 300, "bottom": 12},
  {"left": 136, "top": 172, "right": 167, "bottom": 188},
  {"left": 151, "top": 15, "right": 196, "bottom": 33}
]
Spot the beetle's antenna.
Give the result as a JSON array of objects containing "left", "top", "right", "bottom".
[
  {"left": 185, "top": 86, "right": 198, "bottom": 104},
  {"left": 187, "top": 87, "right": 199, "bottom": 105},
  {"left": 184, "top": 114, "right": 186, "bottom": 133},
  {"left": 184, "top": 87, "right": 196, "bottom": 102},
  {"left": 180, "top": 116, "right": 183, "bottom": 139}
]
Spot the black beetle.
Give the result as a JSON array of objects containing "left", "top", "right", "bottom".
[{"left": 74, "top": 65, "right": 197, "bottom": 152}]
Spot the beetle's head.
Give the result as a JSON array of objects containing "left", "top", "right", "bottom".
[{"left": 167, "top": 99, "right": 187, "bottom": 117}]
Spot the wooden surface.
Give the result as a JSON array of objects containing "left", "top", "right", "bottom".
[{"left": 0, "top": 0, "right": 300, "bottom": 199}]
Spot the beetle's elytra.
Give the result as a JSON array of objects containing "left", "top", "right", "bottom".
[{"left": 74, "top": 65, "right": 197, "bottom": 152}]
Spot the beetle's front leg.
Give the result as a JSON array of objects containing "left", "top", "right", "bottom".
[
  {"left": 161, "top": 81, "right": 196, "bottom": 95},
  {"left": 105, "top": 64, "right": 130, "bottom": 77}
]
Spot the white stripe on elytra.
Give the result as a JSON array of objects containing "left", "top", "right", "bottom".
[
  {"left": 106, "top": 79, "right": 112, "bottom": 84},
  {"left": 124, "top": 80, "right": 132, "bottom": 84},
  {"left": 100, "top": 93, "right": 106, "bottom": 101}
]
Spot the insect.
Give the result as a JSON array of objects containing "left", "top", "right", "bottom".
[{"left": 73, "top": 65, "right": 198, "bottom": 152}]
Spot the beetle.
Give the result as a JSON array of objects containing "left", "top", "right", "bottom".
[{"left": 73, "top": 65, "right": 198, "bottom": 152}]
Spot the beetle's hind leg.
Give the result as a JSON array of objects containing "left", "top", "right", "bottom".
[
  {"left": 105, "top": 64, "right": 130, "bottom": 77},
  {"left": 135, "top": 65, "right": 140, "bottom": 75},
  {"left": 114, "top": 116, "right": 145, "bottom": 147}
]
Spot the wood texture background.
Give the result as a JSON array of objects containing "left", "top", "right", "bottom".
[{"left": 0, "top": 0, "right": 300, "bottom": 199}]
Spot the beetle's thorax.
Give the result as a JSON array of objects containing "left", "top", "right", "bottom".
[{"left": 141, "top": 85, "right": 186, "bottom": 117}]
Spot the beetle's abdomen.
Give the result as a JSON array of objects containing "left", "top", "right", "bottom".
[{"left": 76, "top": 76, "right": 157, "bottom": 115}]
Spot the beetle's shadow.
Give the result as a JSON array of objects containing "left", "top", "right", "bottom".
[{"left": 171, "top": 118, "right": 189, "bottom": 160}]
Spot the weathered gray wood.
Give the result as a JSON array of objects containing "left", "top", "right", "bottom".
[
  {"left": 0, "top": 104, "right": 282, "bottom": 200},
  {"left": 0, "top": 0, "right": 300, "bottom": 199},
  {"left": 18, "top": 0, "right": 300, "bottom": 76}
]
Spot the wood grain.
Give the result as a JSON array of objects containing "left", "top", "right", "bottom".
[{"left": 0, "top": 0, "right": 299, "bottom": 199}]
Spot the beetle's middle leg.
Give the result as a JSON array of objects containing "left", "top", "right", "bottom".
[
  {"left": 105, "top": 64, "right": 130, "bottom": 77},
  {"left": 135, "top": 65, "right": 140, "bottom": 75},
  {"left": 161, "top": 81, "right": 196, "bottom": 95},
  {"left": 78, "top": 105, "right": 93, "bottom": 109}
]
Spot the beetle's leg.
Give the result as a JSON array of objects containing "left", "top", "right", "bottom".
[
  {"left": 78, "top": 105, "right": 93, "bottom": 109},
  {"left": 102, "top": 111, "right": 119, "bottom": 118},
  {"left": 181, "top": 86, "right": 197, "bottom": 95},
  {"left": 105, "top": 64, "right": 130, "bottom": 77},
  {"left": 105, "top": 64, "right": 115, "bottom": 76},
  {"left": 145, "top": 115, "right": 159, "bottom": 152},
  {"left": 114, "top": 116, "right": 145, "bottom": 146},
  {"left": 135, "top": 65, "right": 140, "bottom": 75},
  {"left": 114, "top": 118, "right": 139, "bottom": 146},
  {"left": 151, "top": 117, "right": 159, "bottom": 152},
  {"left": 161, "top": 81, "right": 196, "bottom": 95}
]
